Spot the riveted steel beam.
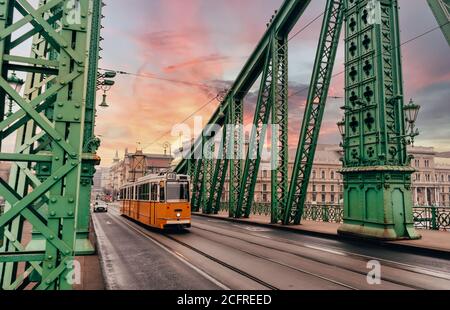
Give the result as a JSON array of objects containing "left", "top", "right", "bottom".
[
  {"left": 0, "top": 0, "right": 98, "bottom": 290},
  {"left": 284, "top": 0, "right": 345, "bottom": 225},
  {"left": 175, "top": 0, "right": 312, "bottom": 175}
]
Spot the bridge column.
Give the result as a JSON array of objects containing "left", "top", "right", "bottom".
[{"left": 338, "top": 0, "right": 420, "bottom": 240}]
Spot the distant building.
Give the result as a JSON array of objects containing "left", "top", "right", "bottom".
[
  {"left": 109, "top": 149, "right": 174, "bottom": 199},
  {"left": 410, "top": 146, "right": 450, "bottom": 206}
]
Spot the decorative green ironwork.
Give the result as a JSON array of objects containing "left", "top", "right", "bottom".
[
  {"left": 413, "top": 206, "right": 450, "bottom": 231},
  {"left": 284, "top": 0, "right": 344, "bottom": 225},
  {"left": 0, "top": 0, "right": 98, "bottom": 290},
  {"left": 427, "top": 0, "right": 450, "bottom": 46},
  {"left": 236, "top": 41, "right": 274, "bottom": 219},
  {"left": 228, "top": 97, "right": 243, "bottom": 218},
  {"left": 338, "top": 0, "right": 420, "bottom": 240},
  {"left": 75, "top": 0, "right": 103, "bottom": 255},
  {"left": 270, "top": 35, "right": 289, "bottom": 224},
  {"left": 218, "top": 202, "right": 450, "bottom": 231},
  {"left": 206, "top": 106, "right": 230, "bottom": 215},
  {"left": 202, "top": 137, "right": 215, "bottom": 213},
  {"left": 190, "top": 153, "right": 204, "bottom": 212},
  {"left": 175, "top": 0, "right": 312, "bottom": 221}
]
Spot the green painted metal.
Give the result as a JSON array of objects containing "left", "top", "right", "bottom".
[
  {"left": 0, "top": 0, "right": 99, "bottom": 289},
  {"left": 338, "top": 0, "right": 420, "bottom": 240},
  {"left": 190, "top": 148, "right": 204, "bottom": 212},
  {"left": 202, "top": 140, "right": 215, "bottom": 213},
  {"left": 206, "top": 110, "right": 230, "bottom": 214},
  {"left": 284, "top": 0, "right": 345, "bottom": 225},
  {"left": 174, "top": 0, "right": 312, "bottom": 175},
  {"left": 76, "top": 0, "right": 103, "bottom": 255},
  {"left": 236, "top": 41, "right": 273, "bottom": 219},
  {"left": 428, "top": 0, "right": 450, "bottom": 46},
  {"left": 270, "top": 36, "right": 289, "bottom": 224},
  {"left": 1, "top": 29, "right": 47, "bottom": 287},
  {"left": 228, "top": 97, "right": 243, "bottom": 217}
]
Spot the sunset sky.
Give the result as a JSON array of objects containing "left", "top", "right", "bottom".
[{"left": 96, "top": 0, "right": 450, "bottom": 166}]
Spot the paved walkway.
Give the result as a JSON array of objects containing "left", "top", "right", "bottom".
[{"left": 194, "top": 212, "right": 450, "bottom": 255}]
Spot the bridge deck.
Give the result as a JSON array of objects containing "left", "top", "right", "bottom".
[{"left": 194, "top": 212, "right": 450, "bottom": 256}]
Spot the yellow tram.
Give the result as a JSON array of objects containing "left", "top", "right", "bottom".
[{"left": 119, "top": 173, "right": 191, "bottom": 229}]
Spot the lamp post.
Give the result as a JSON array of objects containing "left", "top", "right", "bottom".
[
  {"left": 403, "top": 99, "right": 421, "bottom": 146},
  {"left": 97, "top": 71, "right": 116, "bottom": 108},
  {"left": 6, "top": 72, "right": 25, "bottom": 117}
]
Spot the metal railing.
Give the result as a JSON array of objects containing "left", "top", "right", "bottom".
[{"left": 218, "top": 202, "right": 450, "bottom": 231}]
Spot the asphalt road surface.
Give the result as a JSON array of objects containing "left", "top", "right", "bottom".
[{"left": 92, "top": 205, "right": 450, "bottom": 290}]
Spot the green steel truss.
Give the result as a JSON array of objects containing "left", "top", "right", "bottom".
[
  {"left": 176, "top": 0, "right": 311, "bottom": 219},
  {"left": 228, "top": 97, "right": 243, "bottom": 217},
  {"left": 270, "top": 36, "right": 289, "bottom": 224},
  {"left": 428, "top": 0, "right": 450, "bottom": 46},
  {"left": 205, "top": 110, "right": 230, "bottom": 214},
  {"left": 202, "top": 140, "right": 215, "bottom": 212},
  {"left": 284, "top": 0, "right": 345, "bottom": 225},
  {"left": 236, "top": 42, "right": 274, "bottom": 219},
  {"left": 0, "top": 0, "right": 100, "bottom": 289},
  {"left": 190, "top": 156, "right": 204, "bottom": 212},
  {"left": 175, "top": 0, "right": 423, "bottom": 235}
]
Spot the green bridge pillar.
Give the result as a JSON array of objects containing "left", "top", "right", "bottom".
[{"left": 338, "top": 0, "right": 420, "bottom": 240}]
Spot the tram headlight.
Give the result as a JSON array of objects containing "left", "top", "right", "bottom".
[{"left": 176, "top": 212, "right": 181, "bottom": 218}]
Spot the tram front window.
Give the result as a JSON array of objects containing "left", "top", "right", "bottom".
[{"left": 167, "top": 182, "right": 190, "bottom": 202}]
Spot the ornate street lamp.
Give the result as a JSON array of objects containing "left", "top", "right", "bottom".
[
  {"left": 337, "top": 119, "right": 346, "bottom": 137},
  {"left": 6, "top": 72, "right": 25, "bottom": 117},
  {"left": 404, "top": 99, "right": 421, "bottom": 140},
  {"left": 97, "top": 71, "right": 116, "bottom": 108}
]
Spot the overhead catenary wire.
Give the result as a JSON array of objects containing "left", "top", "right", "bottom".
[{"left": 102, "top": 18, "right": 449, "bottom": 152}]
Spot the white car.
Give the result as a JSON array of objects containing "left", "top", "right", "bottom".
[{"left": 93, "top": 202, "right": 108, "bottom": 213}]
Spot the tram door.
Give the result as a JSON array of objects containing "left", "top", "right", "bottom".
[{"left": 151, "top": 183, "right": 158, "bottom": 226}]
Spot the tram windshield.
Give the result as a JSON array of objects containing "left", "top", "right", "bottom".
[{"left": 167, "top": 182, "right": 190, "bottom": 202}]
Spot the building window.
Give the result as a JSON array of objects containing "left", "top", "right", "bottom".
[
  {"left": 262, "top": 194, "right": 268, "bottom": 203},
  {"left": 331, "top": 185, "right": 335, "bottom": 192},
  {"left": 331, "top": 171, "right": 335, "bottom": 180},
  {"left": 263, "top": 184, "right": 268, "bottom": 192},
  {"left": 322, "top": 185, "right": 326, "bottom": 192},
  {"left": 313, "top": 185, "right": 317, "bottom": 192},
  {"left": 331, "top": 194, "right": 335, "bottom": 203},
  {"left": 425, "top": 160, "right": 430, "bottom": 168},
  {"left": 415, "top": 159, "right": 420, "bottom": 168},
  {"left": 321, "top": 194, "right": 326, "bottom": 203},
  {"left": 322, "top": 171, "right": 326, "bottom": 179},
  {"left": 262, "top": 170, "right": 268, "bottom": 178},
  {"left": 312, "top": 170, "right": 316, "bottom": 179},
  {"left": 442, "top": 175, "right": 445, "bottom": 182},
  {"left": 312, "top": 193, "right": 317, "bottom": 202}
]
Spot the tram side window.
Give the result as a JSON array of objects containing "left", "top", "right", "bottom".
[
  {"left": 137, "top": 185, "right": 143, "bottom": 200},
  {"left": 139, "top": 184, "right": 150, "bottom": 201},
  {"left": 159, "top": 182, "right": 165, "bottom": 202},
  {"left": 142, "top": 183, "right": 150, "bottom": 201},
  {"left": 131, "top": 187, "right": 135, "bottom": 201},
  {"left": 151, "top": 183, "right": 158, "bottom": 201}
]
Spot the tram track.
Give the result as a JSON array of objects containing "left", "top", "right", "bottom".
[
  {"left": 164, "top": 231, "right": 358, "bottom": 290},
  {"left": 104, "top": 207, "right": 450, "bottom": 290},
  {"left": 111, "top": 210, "right": 356, "bottom": 290},
  {"left": 190, "top": 221, "right": 450, "bottom": 290},
  {"left": 109, "top": 212, "right": 277, "bottom": 290}
]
